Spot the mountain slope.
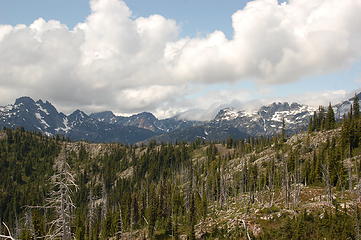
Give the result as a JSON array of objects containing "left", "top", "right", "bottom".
[
  {"left": 1, "top": 118, "right": 361, "bottom": 239},
  {"left": 152, "top": 102, "right": 315, "bottom": 142},
  {"left": 0, "top": 93, "right": 359, "bottom": 144},
  {"left": 148, "top": 125, "right": 250, "bottom": 143},
  {"left": 212, "top": 102, "right": 315, "bottom": 136}
]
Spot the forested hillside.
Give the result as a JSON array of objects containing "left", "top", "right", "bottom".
[{"left": 1, "top": 96, "right": 361, "bottom": 239}]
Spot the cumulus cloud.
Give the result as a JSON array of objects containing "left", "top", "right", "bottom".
[
  {"left": 0, "top": 0, "right": 360, "bottom": 118},
  {"left": 166, "top": 0, "right": 361, "bottom": 84}
]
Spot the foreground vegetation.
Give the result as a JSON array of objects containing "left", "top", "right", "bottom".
[{"left": 1, "top": 96, "right": 361, "bottom": 239}]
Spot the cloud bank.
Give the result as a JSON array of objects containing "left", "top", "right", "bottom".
[{"left": 0, "top": 0, "right": 360, "bottom": 119}]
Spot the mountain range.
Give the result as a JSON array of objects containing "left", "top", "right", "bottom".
[{"left": 0, "top": 93, "right": 359, "bottom": 144}]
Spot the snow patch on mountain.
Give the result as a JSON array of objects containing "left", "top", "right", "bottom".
[
  {"left": 36, "top": 103, "right": 50, "bottom": 115},
  {"left": 214, "top": 108, "right": 240, "bottom": 121},
  {"left": 55, "top": 117, "right": 71, "bottom": 133},
  {"left": 35, "top": 112, "right": 50, "bottom": 128},
  {"left": 0, "top": 93, "right": 359, "bottom": 144},
  {"left": 0, "top": 105, "right": 14, "bottom": 112}
]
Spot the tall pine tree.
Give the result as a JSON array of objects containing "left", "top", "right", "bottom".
[
  {"left": 326, "top": 103, "right": 336, "bottom": 130},
  {"left": 353, "top": 94, "right": 360, "bottom": 119}
]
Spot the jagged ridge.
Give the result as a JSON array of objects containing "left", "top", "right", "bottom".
[{"left": 0, "top": 93, "right": 359, "bottom": 144}]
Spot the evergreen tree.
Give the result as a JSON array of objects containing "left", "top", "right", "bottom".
[
  {"left": 308, "top": 116, "right": 315, "bottom": 132},
  {"left": 147, "top": 188, "right": 157, "bottom": 239},
  {"left": 326, "top": 103, "right": 336, "bottom": 130},
  {"left": 353, "top": 94, "right": 360, "bottom": 119},
  {"left": 318, "top": 106, "right": 326, "bottom": 130},
  {"left": 281, "top": 117, "right": 286, "bottom": 142}
]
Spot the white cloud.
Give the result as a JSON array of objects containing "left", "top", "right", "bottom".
[
  {"left": 0, "top": 0, "right": 360, "bottom": 118},
  {"left": 166, "top": 0, "right": 361, "bottom": 84},
  {"left": 157, "top": 87, "right": 254, "bottom": 120},
  {"left": 276, "top": 89, "right": 348, "bottom": 107},
  {"left": 172, "top": 89, "right": 350, "bottom": 121}
]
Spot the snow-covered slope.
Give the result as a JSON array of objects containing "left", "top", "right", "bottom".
[
  {"left": 0, "top": 93, "right": 359, "bottom": 143},
  {"left": 211, "top": 102, "right": 315, "bottom": 136},
  {"left": 0, "top": 97, "right": 67, "bottom": 136},
  {"left": 0, "top": 97, "right": 197, "bottom": 143}
]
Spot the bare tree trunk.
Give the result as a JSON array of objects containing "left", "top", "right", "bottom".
[
  {"left": 349, "top": 166, "right": 353, "bottom": 191},
  {"left": 88, "top": 189, "right": 96, "bottom": 234},
  {"left": 241, "top": 220, "right": 251, "bottom": 240},
  {"left": 0, "top": 222, "right": 16, "bottom": 240},
  {"left": 356, "top": 205, "right": 361, "bottom": 240},
  {"left": 45, "top": 147, "right": 78, "bottom": 240},
  {"left": 219, "top": 167, "right": 226, "bottom": 208},
  {"left": 322, "top": 164, "right": 332, "bottom": 204},
  {"left": 116, "top": 205, "right": 123, "bottom": 240},
  {"left": 101, "top": 180, "right": 108, "bottom": 221},
  {"left": 354, "top": 181, "right": 361, "bottom": 240},
  {"left": 24, "top": 210, "right": 35, "bottom": 239},
  {"left": 284, "top": 160, "right": 290, "bottom": 209}
]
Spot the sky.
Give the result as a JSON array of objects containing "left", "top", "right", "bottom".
[{"left": 0, "top": 0, "right": 360, "bottom": 120}]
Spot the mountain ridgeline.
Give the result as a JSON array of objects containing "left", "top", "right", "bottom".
[
  {"left": 1, "top": 93, "right": 360, "bottom": 144},
  {"left": 1, "top": 94, "right": 361, "bottom": 239}
]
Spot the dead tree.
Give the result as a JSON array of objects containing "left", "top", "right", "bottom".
[
  {"left": 115, "top": 205, "right": 123, "bottom": 240},
  {"left": 268, "top": 159, "right": 275, "bottom": 207},
  {"left": 219, "top": 166, "right": 227, "bottom": 208},
  {"left": 0, "top": 222, "right": 15, "bottom": 240},
  {"left": 87, "top": 188, "right": 96, "bottom": 238},
  {"left": 23, "top": 210, "right": 35, "bottom": 239},
  {"left": 45, "top": 148, "right": 78, "bottom": 240},
  {"left": 290, "top": 174, "right": 301, "bottom": 209},
  {"left": 353, "top": 180, "right": 361, "bottom": 240},
  {"left": 101, "top": 180, "right": 108, "bottom": 221},
  {"left": 349, "top": 165, "right": 353, "bottom": 191},
  {"left": 283, "top": 158, "right": 290, "bottom": 209},
  {"left": 321, "top": 164, "right": 332, "bottom": 204},
  {"left": 353, "top": 203, "right": 361, "bottom": 240}
]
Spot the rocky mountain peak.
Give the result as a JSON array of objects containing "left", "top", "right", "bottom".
[
  {"left": 35, "top": 99, "right": 59, "bottom": 115},
  {"left": 121, "top": 112, "right": 159, "bottom": 131},
  {"left": 68, "top": 110, "right": 88, "bottom": 125},
  {"left": 1, "top": 91, "right": 360, "bottom": 144},
  {"left": 91, "top": 110, "right": 115, "bottom": 118},
  {"left": 14, "top": 96, "right": 35, "bottom": 106},
  {"left": 132, "top": 112, "right": 157, "bottom": 121},
  {"left": 214, "top": 108, "right": 240, "bottom": 121},
  {"left": 69, "top": 109, "right": 87, "bottom": 118},
  {"left": 261, "top": 102, "right": 289, "bottom": 112}
]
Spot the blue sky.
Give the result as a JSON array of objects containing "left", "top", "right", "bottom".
[
  {"left": 0, "top": 0, "right": 360, "bottom": 119},
  {"left": 0, "top": 0, "right": 248, "bottom": 37}
]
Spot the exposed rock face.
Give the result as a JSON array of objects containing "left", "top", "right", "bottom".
[
  {"left": 0, "top": 93, "right": 358, "bottom": 144},
  {"left": 0, "top": 97, "right": 158, "bottom": 144},
  {"left": 211, "top": 102, "right": 315, "bottom": 136}
]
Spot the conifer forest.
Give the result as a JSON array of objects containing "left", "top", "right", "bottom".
[{"left": 1, "top": 96, "right": 361, "bottom": 240}]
